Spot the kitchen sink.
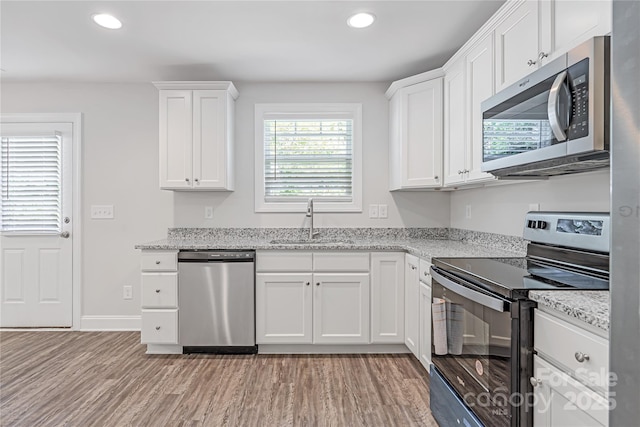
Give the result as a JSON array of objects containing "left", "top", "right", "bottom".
[{"left": 269, "top": 239, "right": 354, "bottom": 245}]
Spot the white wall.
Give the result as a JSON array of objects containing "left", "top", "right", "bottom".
[
  {"left": 1, "top": 83, "right": 174, "bottom": 320},
  {"left": 1, "top": 81, "right": 450, "bottom": 322},
  {"left": 173, "top": 82, "right": 450, "bottom": 228},
  {"left": 450, "top": 170, "right": 610, "bottom": 236}
]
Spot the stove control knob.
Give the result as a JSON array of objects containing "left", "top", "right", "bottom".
[
  {"left": 527, "top": 220, "right": 536, "bottom": 229},
  {"left": 537, "top": 220, "right": 548, "bottom": 229}
]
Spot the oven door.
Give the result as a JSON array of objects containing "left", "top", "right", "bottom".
[{"left": 430, "top": 267, "right": 515, "bottom": 427}]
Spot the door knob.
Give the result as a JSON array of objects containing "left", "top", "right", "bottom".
[{"left": 60, "top": 231, "right": 70, "bottom": 238}]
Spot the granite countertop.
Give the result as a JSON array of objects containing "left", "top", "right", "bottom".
[
  {"left": 135, "top": 236, "right": 522, "bottom": 261},
  {"left": 529, "top": 290, "right": 610, "bottom": 333}
]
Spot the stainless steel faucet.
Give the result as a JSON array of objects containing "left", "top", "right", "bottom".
[{"left": 306, "top": 198, "right": 320, "bottom": 240}]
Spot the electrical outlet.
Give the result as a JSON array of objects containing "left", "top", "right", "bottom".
[
  {"left": 465, "top": 205, "right": 472, "bottom": 219},
  {"left": 205, "top": 206, "right": 214, "bottom": 219},
  {"left": 368, "top": 204, "right": 379, "bottom": 219},
  {"left": 378, "top": 204, "right": 388, "bottom": 219},
  {"left": 529, "top": 203, "right": 540, "bottom": 212},
  {"left": 91, "top": 205, "right": 114, "bottom": 219},
  {"left": 123, "top": 285, "right": 133, "bottom": 300}
]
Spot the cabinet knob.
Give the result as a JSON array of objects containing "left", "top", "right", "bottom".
[
  {"left": 316, "top": 282, "right": 320, "bottom": 286},
  {"left": 155, "top": 289, "right": 160, "bottom": 293},
  {"left": 539, "top": 51, "right": 549, "bottom": 60},
  {"left": 458, "top": 170, "right": 463, "bottom": 175},
  {"left": 575, "top": 352, "right": 590, "bottom": 363},
  {"left": 423, "top": 271, "right": 428, "bottom": 277},
  {"left": 530, "top": 377, "right": 542, "bottom": 387},
  {"left": 527, "top": 59, "right": 537, "bottom": 66},
  {"left": 155, "top": 326, "right": 161, "bottom": 331},
  {"left": 306, "top": 282, "right": 310, "bottom": 286},
  {"left": 185, "top": 178, "right": 190, "bottom": 182},
  {"left": 434, "top": 176, "right": 439, "bottom": 180},
  {"left": 155, "top": 260, "right": 161, "bottom": 265},
  {"left": 411, "top": 265, "right": 417, "bottom": 270},
  {"left": 195, "top": 178, "right": 199, "bottom": 183}
]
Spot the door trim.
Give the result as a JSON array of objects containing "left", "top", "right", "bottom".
[{"left": 1, "top": 113, "right": 83, "bottom": 330}]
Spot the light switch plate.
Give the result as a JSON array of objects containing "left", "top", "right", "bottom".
[
  {"left": 368, "top": 204, "right": 379, "bottom": 219},
  {"left": 123, "top": 285, "right": 133, "bottom": 300},
  {"left": 205, "top": 206, "right": 214, "bottom": 219},
  {"left": 91, "top": 205, "right": 114, "bottom": 219},
  {"left": 378, "top": 204, "right": 388, "bottom": 218},
  {"left": 465, "top": 205, "right": 472, "bottom": 219}
]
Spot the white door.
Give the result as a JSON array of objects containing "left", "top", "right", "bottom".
[
  {"left": 313, "top": 273, "right": 370, "bottom": 344},
  {"left": 443, "top": 61, "right": 467, "bottom": 186},
  {"left": 370, "top": 252, "right": 405, "bottom": 344},
  {"left": 159, "top": 90, "right": 193, "bottom": 189},
  {"left": 404, "top": 254, "right": 419, "bottom": 357},
  {"left": 255, "top": 273, "right": 313, "bottom": 344},
  {"left": 419, "top": 281, "right": 432, "bottom": 370},
  {"left": 1, "top": 122, "right": 73, "bottom": 327},
  {"left": 192, "top": 90, "right": 228, "bottom": 190}
]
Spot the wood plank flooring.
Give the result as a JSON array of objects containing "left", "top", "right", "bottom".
[{"left": 0, "top": 331, "right": 437, "bottom": 426}]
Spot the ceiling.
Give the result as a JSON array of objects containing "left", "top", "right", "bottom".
[{"left": 0, "top": 1, "right": 505, "bottom": 83}]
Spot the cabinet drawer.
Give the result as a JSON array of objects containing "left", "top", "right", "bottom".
[
  {"left": 534, "top": 310, "right": 609, "bottom": 389},
  {"left": 141, "top": 309, "right": 178, "bottom": 344},
  {"left": 141, "top": 251, "right": 178, "bottom": 271},
  {"left": 313, "top": 252, "right": 370, "bottom": 272},
  {"left": 256, "top": 251, "right": 313, "bottom": 272},
  {"left": 419, "top": 259, "right": 432, "bottom": 282},
  {"left": 141, "top": 273, "right": 178, "bottom": 308}
]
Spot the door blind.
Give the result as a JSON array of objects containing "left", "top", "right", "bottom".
[
  {"left": 264, "top": 119, "right": 353, "bottom": 201},
  {"left": 1, "top": 135, "right": 62, "bottom": 233}
]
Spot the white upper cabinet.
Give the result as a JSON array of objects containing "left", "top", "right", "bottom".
[
  {"left": 541, "top": 0, "right": 612, "bottom": 63},
  {"left": 443, "top": 60, "right": 467, "bottom": 186},
  {"left": 465, "top": 34, "right": 497, "bottom": 184},
  {"left": 495, "top": 0, "right": 541, "bottom": 91},
  {"left": 155, "top": 81, "right": 238, "bottom": 191},
  {"left": 388, "top": 72, "right": 444, "bottom": 190}
]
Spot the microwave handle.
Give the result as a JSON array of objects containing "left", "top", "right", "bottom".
[
  {"left": 547, "top": 70, "right": 571, "bottom": 142},
  {"left": 430, "top": 267, "right": 507, "bottom": 312}
]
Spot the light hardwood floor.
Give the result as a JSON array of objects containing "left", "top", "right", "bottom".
[{"left": 0, "top": 331, "right": 437, "bottom": 426}]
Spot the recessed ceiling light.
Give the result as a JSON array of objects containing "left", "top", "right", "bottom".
[
  {"left": 92, "top": 13, "right": 122, "bottom": 30},
  {"left": 347, "top": 12, "right": 376, "bottom": 29}
]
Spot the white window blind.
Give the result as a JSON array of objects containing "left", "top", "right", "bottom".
[
  {"left": 264, "top": 119, "right": 353, "bottom": 201},
  {"left": 1, "top": 134, "right": 62, "bottom": 233},
  {"left": 483, "top": 120, "right": 554, "bottom": 161}
]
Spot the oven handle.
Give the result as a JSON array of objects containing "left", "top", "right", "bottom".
[{"left": 430, "top": 267, "right": 507, "bottom": 313}]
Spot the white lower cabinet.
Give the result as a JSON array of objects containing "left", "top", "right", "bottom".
[
  {"left": 255, "top": 273, "right": 313, "bottom": 344},
  {"left": 404, "top": 254, "right": 420, "bottom": 358},
  {"left": 533, "top": 356, "right": 609, "bottom": 427},
  {"left": 313, "top": 273, "right": 370, "bottom": 344},
  {"left": 418, "top": 259, "right": 432, "bottom": 370},
  {"left": 256, "top": 251, "right": 376, "bottom": 346},
  {"left": 141, "top": 309, "right": 178, "bottom": 344},
  {"left": 532, "top": 309, "right": 610, "bottom": 427},
  {"left": 370, "top": 253, "right": 405, "bottom": 343}
]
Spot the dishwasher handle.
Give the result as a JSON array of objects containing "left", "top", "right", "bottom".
[{"left": 178, "top": 251, "right": 255, "bottom": 262}]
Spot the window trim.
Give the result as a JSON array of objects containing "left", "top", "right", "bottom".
[{"left": 254, "top": 103, "right": 362, "bottom": 213}]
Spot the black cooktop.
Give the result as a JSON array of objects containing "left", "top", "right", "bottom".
[{"left": 432, "top": 257, "right": 609, "bottom": 300}]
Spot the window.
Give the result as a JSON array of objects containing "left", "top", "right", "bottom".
[
  {"left": 1, "top": 134, "right": 62, "bottom": 233},
  {"left": 255, "top": 104, "right": 362, "bottom": 212}
]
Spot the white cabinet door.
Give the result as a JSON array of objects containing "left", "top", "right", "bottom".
[
  {"left": 192, "top": 90, "right": 232, "bottom": 190},
  {"left": 466, "top": 34, "right": 497, "bottom": 184},
  {"left": 495, "top": 0, "right": 540, "bottom": 91},
  {"left": 313, "top": 273, "right": 370, "bottom": 344},
  {"left": 390, "top": 78, "right": 443, "bottom": 189},
  {"left": 370, "top": 253, "right": 405, "bottom": 344},
  {"left": 443, "top": 60, "right": 467, "bottom": 186},
  {"left": 256, "top": 273, "right": 313, "bottom": 344},
  {"left": 419, "top": 280, "right": 432, "bottom": 370},
  {"left": 404, "top": 254, "right": 419, "bottom": 357},
  {"left": 532, "top": 356, "right": 609, "bottom": 427},
  {"left": 543, "top": 0, "right": 611, "bottom": 63},
  {"left": 159, "top": 90, "right": 193, "bottom": 189}
]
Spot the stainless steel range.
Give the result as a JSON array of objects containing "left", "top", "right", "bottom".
[{"left": 429, "top": 212, "right": 610, "bottom": 427}]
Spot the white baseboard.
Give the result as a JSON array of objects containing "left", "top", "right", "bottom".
[{"left": 80, "top": 315, "right": 141, "bottom": 331}]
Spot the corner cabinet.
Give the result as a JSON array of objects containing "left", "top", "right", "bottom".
[
  {"left": 154, "top": 81, "right": 238, "bottom": 191},
  {"left": 387, "top": 72, "right": 444, "bottom": 190}
]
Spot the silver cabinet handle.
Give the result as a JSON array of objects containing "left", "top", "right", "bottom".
[
  {"left": 60, "top": 231, "right": 70, "bottom": 238},
  {"left": 575, "top": 352, "right": 590, "bottom": 363},
  {"left": 306, "top": 282, "right": 310, "bottom": 286},
  {"left": 548, "top": 70, "right": 571, "bottom": 142},
  {"left": 194, "top": 178, "right": 199, "bottom": 183},
  {"left": 527, "top": 59, "right": 537, "bottom": 66},
  {"left": 423, "top": 271, "right": 429, "bottom": 277},
  {"left": 458, "top": 170, "right": 463, "bottom": 175},
  {"left": 316, "top": 282, "right": 320, "bottom": 286},
  {"left": 539, "top": 51, "right": 549, "bottom": 60},
  {"left": 411, "top": 265, "right": 417, "bottom": 270},
  {"left": 155, "top": 326, "right": 161, "bottom": 330},
  {"left": 64, "top": 217, "right": 71, "bottom": 224},
  {"left": 155, "top": 260, "right": 161, "bottom": 265},
  {"left": 155, "top": 289, "right": 160, "bottom": 293},
  {"left": 185, "top": 178, "right": 190, "bottom": 182},
  {"left": 434, "top": 175, "right": 439, "bottom": 180},
  {"left": 530, "top": 377, "right": 542, "bottom": 387}
]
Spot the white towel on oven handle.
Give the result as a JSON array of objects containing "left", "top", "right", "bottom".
[{"left": 432, "top": 298, "right": 448, "bottom": 355}]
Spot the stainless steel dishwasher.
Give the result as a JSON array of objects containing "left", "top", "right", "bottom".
[{"left": 178, "top": 250, "right": 256, "bottom": 354}]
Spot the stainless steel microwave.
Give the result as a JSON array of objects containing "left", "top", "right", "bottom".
[{"left": 481, "top": 36, "right": 610, "bottom": 178}]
